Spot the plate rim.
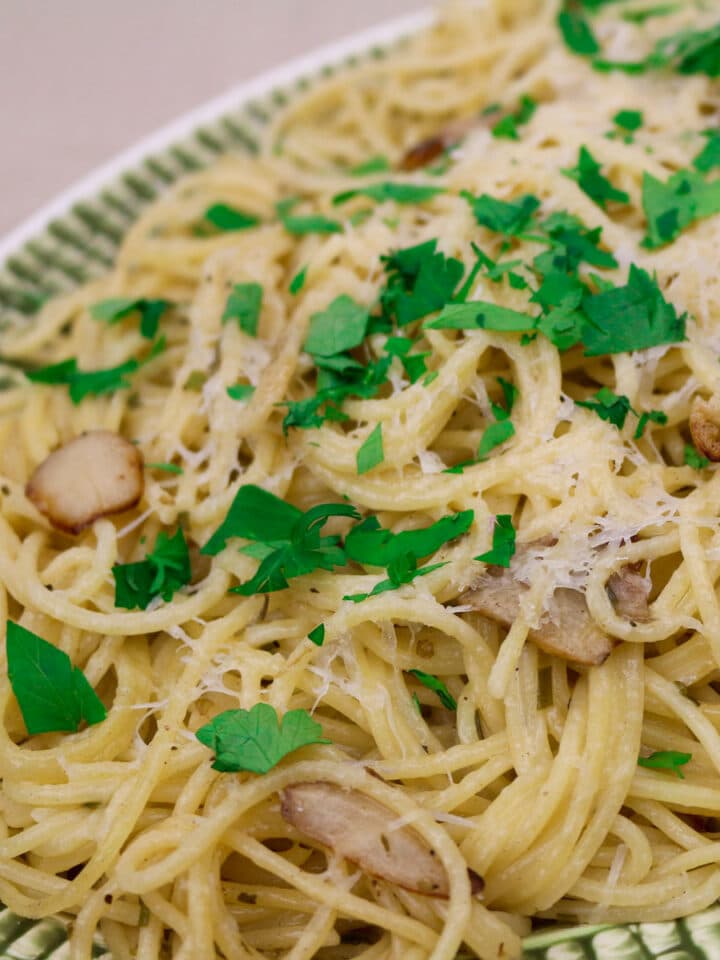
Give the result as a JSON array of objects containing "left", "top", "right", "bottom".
[{"left": 0, "top": 5, "right": 433, "bottom": 266}]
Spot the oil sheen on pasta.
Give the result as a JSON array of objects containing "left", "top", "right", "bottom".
[{"left": 1, "top": 1, "right": 720, "bottom": 958}]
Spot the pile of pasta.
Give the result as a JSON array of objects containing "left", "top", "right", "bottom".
[{"left": 2, "top": 1, "right": 720, "bottom": 958}]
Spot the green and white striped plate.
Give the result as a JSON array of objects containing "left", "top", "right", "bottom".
[{"left": 0, "top": 9, "right": 718, "bottom": 959}]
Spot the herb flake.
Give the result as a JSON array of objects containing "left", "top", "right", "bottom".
[
  {"left": 6, "top": 621, "right": 106, "bottom": 735},
  {"left": 196, "top": 703, "right": 330, "bottom": 773}
]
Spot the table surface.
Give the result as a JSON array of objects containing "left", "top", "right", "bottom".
[{"left": 0, "top": 0, "right": 426, "bottom": 238}]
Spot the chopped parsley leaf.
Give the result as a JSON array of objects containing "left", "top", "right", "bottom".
[
  {"left": 6, "top": 621, "right": 106, "bottom": 735},
  {"left": 651, "top": 21, "right": 720, "bottom": 77},
  {"left": 343, "top": 558, "right": 447, "bottom": 603},
  {"left": 90, "top": 297, "right": 171, "bottom": 339},
  {"left": 113, "top": 529, "right": 191, "bottom": 610},
  {"left": 425, "top": 301, "right": 534, "bottom": 332},
  {"left": 562, "top": 146, "right": 630, "bottom": 208},
  {"left": 333, "top": 183, "right": 444, "bottom": 206},
  {"left": 595, "top": 21, "right": 720, "bottom": 77},
  {"left": 308, "top": 624, "right": 325, "bottom": 646},
  {"left": 350, "top": 155, "right": 391, "bottom": 176},
  {"left": 540, "top": 211, "right": 619, "bottom": 270},
  {"left": 380, "top": 239, "right": 464, "bottom": 326},
  {"left": 581, "top": 265, "right": 686, "bottom": 356},
  {"left": 203, "top": 203, "right": 259, "bottom": 232},
  {"left": 222, "top": 283, "right": 263, "bottom": 336},
  {"left": 642, "top": 169, "right": 720, "bottom": 248},
  {"left": 304, "top": 295, "right": 369, "bottom": 357},
  {"left": 26, "top": 337, "right": 165, "bottom": 404},
  {"left": 281, "top": 213, "right": 342, "bottom": 235},
  {"left": 613, "top": 109, "right": 644, "bottom": 132},
  {"left": 345, "top": 511, "right": 473, "bottom": 571},
  {"left": 621, "top": 4, "right": 679, "bottom": 24},
  {"left": 357, "top": 423, "right": 384, "bottom": 475},
  {"left": 634, "top": 409, "right": 668, "bottom": 439},
  {"left": 492, "top": 95, "right": 538, "bottom": 141},
  {"left": 684, "top": 444, "right": 710, "bottom": 469},
  {"left": 475, "top": 514, "right": 516, "bottom": 568},
  {"left": 694, "top": 131, "right": 720, "bottom": 173},
  {"left": 146, "top": 461, "right": 184, "bottom": 474},
  {"left": 201, "top": 485, "right": 359, "bottom": 594},
  {"left": 408, "top": 669, "right": 457, "bottom": 710},
  {"left": 462, "top": 192, "right": 541, "bottom": 236},
  {"left": 290, "top": 266, "right": 308, "bottom": 295},
  {"left": 196, "top": 703, "right": 330, "bottom": 773},
  {"left": 557, "top": 6, "right": 600, "bottom": 56},
  {"left": 576, "top": 387, "right": 633, "bottom": 429},
  {"left": 637, "top": 750, "right": 691, "bottom": 778},
  {"left": 478, "top": 418, "right": 516, "bottom": 459},
  {"left": 227, "top": 383, "right": 256, "bottom": 402}
]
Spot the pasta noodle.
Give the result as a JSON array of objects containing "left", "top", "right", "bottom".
[{"left": 2, "top": 1, "right": 720, "bottom": 957}]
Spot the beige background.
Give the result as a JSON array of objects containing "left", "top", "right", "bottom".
[{"left": 0, "top": 0, "right": 426, "bottom": 237}]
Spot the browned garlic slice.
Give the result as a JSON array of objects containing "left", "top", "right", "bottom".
[
  {"left": 606, "top": 565, "right": 650, "bottom": 623},
  {"left": 461, "top": 566, "right": 613, "bottom": 666},
  {"left": 399, "top": 119, "right": 476, "bottom": 171},
  {"left": 26, "top": 431, "right": 144, "bottom": 533},
  {"left": 280, "top": 782, "right": 450, "bottom": 898},
  {"left": 689, "top": 395, "right": 720, "bottom": 462}
]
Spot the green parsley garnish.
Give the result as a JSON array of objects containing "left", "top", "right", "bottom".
[
  {"left": 113, "top": 529, "right": 191, "bottom": 610},
  {"left": 462, "top": 192, "right": 541, "bottom": 236},
  {"left": 90, "top": 297, "right": 171, "bottom": 340},
  {"left": 203, "top": 203, "right": 260, "bottom": 232},
  {"left": 343, "top": 510, "right": 473, "bottom": 602},
  {"left": 594, "top": 21, "right": 720, "bottom": 77},
  {"left": 576, "top": 387, "right": 633, "bottom": 429},
  {"left": 146, "top": 461, "right": 184, "bottom": 474},
  {"left": 562, "top": 146, "right": 630, "bottom": 208},
  {"left": 557, "top": 5, "right": 600, "bottom": 56},
  {"left": 581, "top": 266, "right": 686, "bottom": 355},
  {"left": 475, "top": 515, "right": 516, "bottom": 568},
  {"left": 304, "top": 295, "right": 369, "bottom": 357},
  {"left": 222, "top": 283, "right": 263, "bottom": 336},
  {"left": 201, "top": 485, "right": 359, "bottom": 595},
  {"left": 408, "top": 669, "right": 457, "bottom": 711},
  {"left": 642, "top": 168, "right": 720, "bottom": 248},
  {"left": 427, "top": 261, "right": 684, "bottom": 358},
  {"left": 385, "top": 336, "right": 431, "bottom": 383},
  {"left": 613, "top": 109, "right": 644, "bottom": 132},
  {"left": 492, "top": 95, "right": 538, "bottom": 141},
  {"left": 621, "top": 4, "right": 679, "bottom": 24},
  {"left": 634, "top": 409, "right": 668, "bottom": 439},
  {"left": 6, "top": 621, "right": 106, "bottom": 735},
  {"left": 333, "top": 183, "right": 445, "bottom": 206},
  {"left": 196, "top": 703, "right": 330, "bottom": 774},
  {"left": 357, "top": 423, "right": 384, "bottom": 475},
  {"left": 308, "top": 624, "right": 325, "bottom": 646},
  {"left": 426, "top": 301, "right": 533, "bottom": 333},
  {"left": 26, "top": 337, "right": 165, "bottom": 404},
  {"left": 684, "top": 444, "right": 710, "bottom": 469},
  {"left": 694, "top": 132, "right": 720, "bottom": 173},
  {"left": 227, "top": 383, "right": 256, "bottom": 402},
  {"left": 478, "top": 414, "right": 515, "bottom": 459},
  {"left": 290, "top": 266, "right": 308, "bottom": 295},
  {"left": 281, "top": 213, "right": 342, "bottom": 235},
  {"left": 350, "top": 155, "right": 391, "bottom": 176},
  {"left": 637, "top": 750, "right": 691, "bottom": 778},
  {"left": 380, "top": 239, "right": 464, "bottom": 327}
]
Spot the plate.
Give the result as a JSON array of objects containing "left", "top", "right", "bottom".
[{"left": 0, "top": 9, "right": 717, "bottom": 959}]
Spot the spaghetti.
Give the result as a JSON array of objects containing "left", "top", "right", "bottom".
[{"left": 2, "top": 1, "right": 720, "bottom": 958}]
